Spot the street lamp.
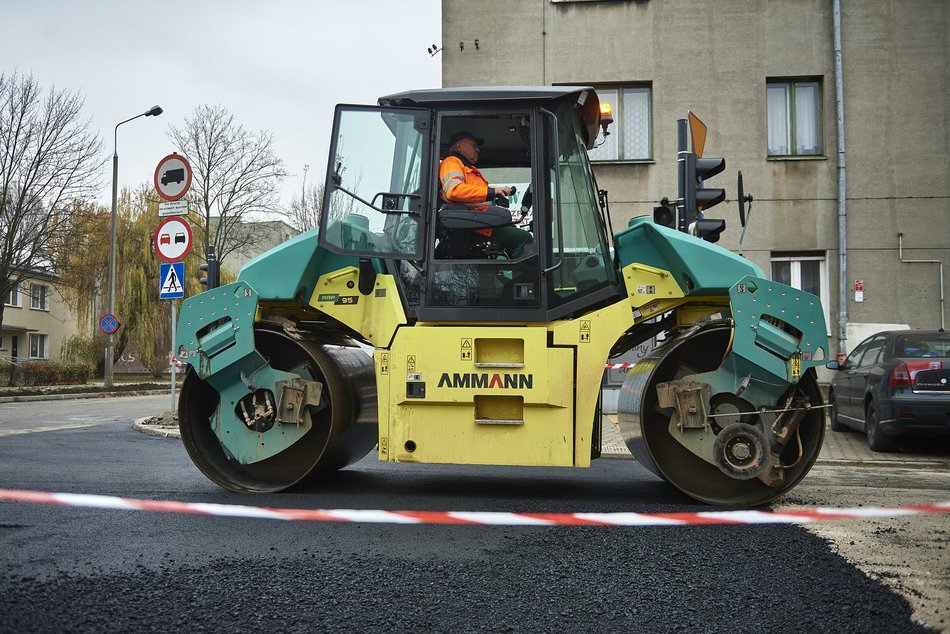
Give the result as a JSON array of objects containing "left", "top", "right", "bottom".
[{"left": 104, "top": 105, "right": 163, "bottom": 389}]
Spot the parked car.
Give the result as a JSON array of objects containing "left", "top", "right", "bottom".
[{"left": 826, "top": 330, "right": 950, "bottom": 451}]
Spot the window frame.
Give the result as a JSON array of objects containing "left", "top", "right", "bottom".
[
  {"left": 4, "top": 284, "right": 21, "bottom": 308},
  {"left": 29, "top": 283, "right": 50, "bottom": 311},
  {"left": 29, "top": 333, "right": 48, "bottom": 359},
  {"left": 770, "top": 252, "right": 830, "bottom": 336},
  {"left": 581, "top": 83, "right": 653, "bottom": 163},
  {"left": 854, "top": 335, "right": 887, "bottom": 368},
  {"left": 766, "top": 77, "right": 824, "bottom": 158}
]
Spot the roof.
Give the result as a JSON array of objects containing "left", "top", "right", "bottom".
[
  {"left": 378, "top": 86, "right": 597, "bottom": 107},
  {"left": 0, "top": 324, "right": 39, "bottom": 333},
  {"left": 378, "top": 86, "right": 604, "bottom": 149}
]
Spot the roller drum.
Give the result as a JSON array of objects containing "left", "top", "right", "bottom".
[
  {"left": 618, "top": 324, "right": 824, "bottom": 506},
  {"left": 179, "top": 328, "right": 377, "bottom": 492}
]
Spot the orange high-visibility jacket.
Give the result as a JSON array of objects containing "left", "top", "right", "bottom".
[{"left": 439, "top": 154, "right": 497, "bottom": 235}]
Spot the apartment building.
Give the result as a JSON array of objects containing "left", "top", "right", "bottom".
[{"left": 440, "top": 0, "right": 948, "bottom": 354}]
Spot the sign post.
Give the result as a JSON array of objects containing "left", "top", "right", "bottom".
[
  {"left": 170, "top": 299, "right": 177, "bottom": 408},
  {"left": 154, "top": 152, "right": 193, "bottom": 407}
]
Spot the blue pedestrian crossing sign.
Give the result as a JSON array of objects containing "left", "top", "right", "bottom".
[{"left": 159, "top": 262, "right": 185, "bottom": 299}]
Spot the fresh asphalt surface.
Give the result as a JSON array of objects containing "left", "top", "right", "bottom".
[{"left": 0, "top": 396, "right": 931, "bottom": 633}]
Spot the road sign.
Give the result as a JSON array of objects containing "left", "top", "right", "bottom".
[
  {"left": 154, "top": 153, "right": 192, "bottom": 201},
  {"left": 99, "top": 313, "right": 119, "bottom": 335},
  {"left": 159, "top": 262, "right": 185, "bottom": 299},
  {"left": 154, "top": 216, "right": 193, "bottom": 263},
  {"left": 158, "top": 199, "right": 189, "bottom": 217}
]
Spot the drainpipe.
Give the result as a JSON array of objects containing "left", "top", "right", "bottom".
[
  {"left": 833, "top": 0, "right": 848, "bottom": 360},
  {"left": 898, "top": 233, "right": 946, "bottom": 330}
]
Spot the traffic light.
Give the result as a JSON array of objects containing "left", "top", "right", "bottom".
[
  {"left": 653, "top": 197, "right": 676, "bottom": 228},
  {"left": 683, "top": 153, "right": 727, "bottom": 242},
  {"left": 199, "top": 260, "right": 219, "bottom": 289},
  {"left": 685, "top": 153, "right": 726, "bottom": 219},
  {"left": 691, "top": 218, "right": 726, "bottom": 243}
]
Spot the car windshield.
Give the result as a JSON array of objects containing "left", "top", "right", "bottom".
[{"left": 895, "top": 334, "right": 950, "bottom": 358}]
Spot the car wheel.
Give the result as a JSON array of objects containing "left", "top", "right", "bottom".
[
  {"left": 865, "top": 404, "right": 895, "bottom": 452},
  {"left": 828, "top": 390, "right": 848, "bottom": 432}
]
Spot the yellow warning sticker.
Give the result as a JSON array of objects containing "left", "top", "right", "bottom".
[
  {"left": 407, "top": 355, "right": 416, "bottom": 373},
  {"left": 379, "top": 352, "right": 390, "bottom": 375},
  {"left": 461, "top": 338, "right": 473, "bottom": 361},
  {"left": 791, "top": 353, "right": 801, "bottom": 379},
  {"left": 580, "top": 320, "right": 591, "bottom": 344}
]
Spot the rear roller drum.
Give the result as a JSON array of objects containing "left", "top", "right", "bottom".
[
  {"left": 179, "top": 329, "right": 377, "bottom": 493},
  {"left": 618, "top": 325, "right": 824, "bottom": 506}
]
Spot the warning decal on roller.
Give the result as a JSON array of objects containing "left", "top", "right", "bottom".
[{"left": 0, "top": 489, "right": 947, "bottom": 526}]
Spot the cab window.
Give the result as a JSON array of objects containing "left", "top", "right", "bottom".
[{"left": 320, "top": 105, "right": 428, "bottom": 259}]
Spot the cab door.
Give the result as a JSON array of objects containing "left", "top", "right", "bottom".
[{"left": 319, "top": 105, "right": 431, "bottom": 260}]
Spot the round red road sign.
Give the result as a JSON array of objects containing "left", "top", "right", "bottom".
[
  {"left": 154, "top": 216, "right": 193, "bottom": 263},
  {"left": 154, "top": 153, "right": 193, "bottom": 201}
]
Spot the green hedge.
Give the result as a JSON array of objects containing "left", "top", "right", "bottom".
[{"left": 19, "top": 361, "right": 93, "bottom": 386}]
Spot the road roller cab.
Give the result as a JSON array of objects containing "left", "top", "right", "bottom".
[{"left": 175, "top": 87, "right": 830, "bottom": 506}]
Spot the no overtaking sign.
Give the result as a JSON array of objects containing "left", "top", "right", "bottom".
[{"left": 154, "top": 216, "right": 192, "bottom": 263}]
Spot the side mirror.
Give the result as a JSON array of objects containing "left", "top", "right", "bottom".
[
  {"left": 737, "top": 171, "right": 753, "bottom": 228},
  {"left": 825, "top": 359, "right": 847, "bottom": 371}
]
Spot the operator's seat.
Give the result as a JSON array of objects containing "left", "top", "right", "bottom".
[{"left": 434, "top": 203, "right": 513, "bottom": 259}]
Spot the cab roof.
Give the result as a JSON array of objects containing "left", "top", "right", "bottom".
[
  {"left": 378, "top": 86, "right": 596, "bottom": 107},
  {"left": 378, "top": 86, "right": 603, "bottom": 149}
]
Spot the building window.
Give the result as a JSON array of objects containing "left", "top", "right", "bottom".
[
  {"left": 587, "top": 85, "right": 652, "bottom": 162},
  {"left": 29, "top": 333, "right": 48, "bottom": 359},
  {"left": 0, "top": 335, "right": 5, "bottom": 351},
  {"left": 771, "top": 253, "right": 830, "bottom": 335},
  {"left": 767, "top": 79, "right": 822, "bottom": 156},
  {"left": 4, "top": 285, "right": 20, "bottom": 307},
  {"left": 30, "top": 284, "right": 49, "bottom": 311}
]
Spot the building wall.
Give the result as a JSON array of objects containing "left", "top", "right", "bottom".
[
  {"left": 1, "top": 280, "right": 79, "bottom": 363},
  {"left": 441, "top": 0, "right": 949, "bottom": 352},
  {"left": 212, "top": 219, "right": 298, "bottom": 277}
]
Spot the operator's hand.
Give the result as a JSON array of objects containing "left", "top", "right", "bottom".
[{"left": 494, "top": 185, "right": 514, "bottom": 197}]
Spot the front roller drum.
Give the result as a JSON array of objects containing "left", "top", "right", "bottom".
[
  {"left": 618, "top": 325, "right": 824, "bottom": 506},
  {"left": 179, "top": 329, "right": 377, "bottom": 492}
]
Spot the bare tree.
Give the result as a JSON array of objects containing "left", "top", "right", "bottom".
[
  {"left": 0, "top": 71, "right": 103, "bottom": 330},
  {"left": 168, "top": 104, "right": 287, "bottom": 267},
  {"left": 288, "top": 178, "right": 323, "bottom": 232}
]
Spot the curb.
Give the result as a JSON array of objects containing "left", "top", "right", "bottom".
[
  {"left": 0, "top": 389, "right": 170, "bottom": 403},
  {"left": 131, "top": 417, "right": 181, "bottom": 439}
]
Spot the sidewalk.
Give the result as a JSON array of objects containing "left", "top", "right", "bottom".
[
  {"left": 0, "top": 381, "right": 173, "bottom": 403},
  {"left": 600, "top": 414, "right": 950, "bottom": 466}
]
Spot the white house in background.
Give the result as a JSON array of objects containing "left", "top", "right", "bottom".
[{"left": 1, "top": 272, "right": 79, "bottom": 364}]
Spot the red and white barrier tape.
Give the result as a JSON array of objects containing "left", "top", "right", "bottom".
[
  {"left": 1, "top": 488, "right": 947, "bottom": 526},
  {"left": 604, "top": 363, "right": 637, "bottom": 369}
]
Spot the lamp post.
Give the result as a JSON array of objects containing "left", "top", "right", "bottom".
[{"left": 104, "top": 105, "right": 163, "bottom": 389}]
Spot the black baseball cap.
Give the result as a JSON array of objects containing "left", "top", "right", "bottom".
[{"left": 448, "top": 130, "right": 484, "bottom": 147}]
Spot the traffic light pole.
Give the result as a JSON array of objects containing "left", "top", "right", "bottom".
[{"left": 676, "top": 119, "right": 688, "bottom": 233}]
